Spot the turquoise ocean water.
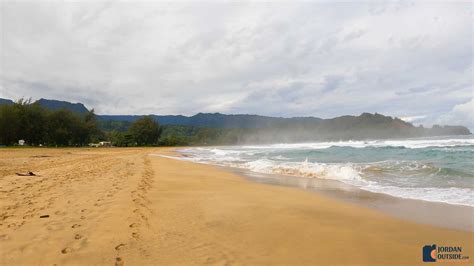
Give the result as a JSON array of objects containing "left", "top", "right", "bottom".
[{"left": 177, "top": 136, "right": 474, "bottom": 206}]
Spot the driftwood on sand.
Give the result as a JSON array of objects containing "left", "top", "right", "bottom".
[{"left": 15, "top": 171, "right": 37, "bottom": 176}]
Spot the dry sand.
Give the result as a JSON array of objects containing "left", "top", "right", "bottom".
[{"left": 0, "top": 148, "right": 472, "bottom": 265}]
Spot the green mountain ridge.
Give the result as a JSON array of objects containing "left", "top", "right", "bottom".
[
  {"left": 0, "top": 97, "right": 471, "bottom": 143},
  {"left": 35, "top": 98, "right": 89, "bottom": 114}
]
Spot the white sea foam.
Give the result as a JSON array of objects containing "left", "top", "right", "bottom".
[
  {"left": 243, "top": 159, "right": 363, "bottom": 181},
  {"left": 240, "top": 138, "right": 474, "bottom": 150},
  {"left": 361, "top": 184, "right": 474, "bottom": 207},
  {"left": 171, "top": 137, "right": 474, "bottom": 207}
]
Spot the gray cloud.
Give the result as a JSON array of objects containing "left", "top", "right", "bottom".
[{"left": 0, "top": 1, "right": 472, "bottom": 129}]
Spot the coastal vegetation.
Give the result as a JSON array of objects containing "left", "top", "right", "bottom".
[
  {"left": 0, "top": 100, "right": 162, "bottom": 147},
  {"left": 0, "top": 99, "right": 101, "bottom": 146},
  {"left": 0, "top": 98, "right": 471, "bottom": 147}
]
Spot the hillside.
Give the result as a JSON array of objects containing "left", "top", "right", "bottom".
[
  {"left": 0, "top": 98, "right": 91, "bottom": 114},
  {"left": 0, "top": 98, "right": 14, "bottom": 106},
  {"left": 99, "top": 112, "right": 470, "bottom": 139},
  {"left": 0, "top": 97, "right": 471, "bottom": 143},
  {"left": 99, "top": 113, "right": 323, "bottom": 129},
  {"left": 35, "top": 98, "right": 89, "bottom": 114}
]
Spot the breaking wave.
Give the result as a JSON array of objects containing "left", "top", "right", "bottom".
[{"left": 171, "top": 136, "right": 474, "bottom": 207}]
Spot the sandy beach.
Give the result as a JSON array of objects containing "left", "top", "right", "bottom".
[{"left": 1, "top": 148, "right": 472, "bottom": 265}]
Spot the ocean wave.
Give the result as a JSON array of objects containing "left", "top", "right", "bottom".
[
  {"left": 238, "top": 158, "right": 474, "bottom": 206},
  {"left": 240, "top": 138, "right": 474, "bottom": 150},
  {"left": 361, "top": 160, "right": 441, "bottom": 176},
  {"left": 361, "top": 184, "right": 473, "bottom": 207},
  {"left": 243, "top": 159, "right": 363, "bottom": 181},
  {"left": 175, "top": 140, "right": 474, "bottom": 207}
]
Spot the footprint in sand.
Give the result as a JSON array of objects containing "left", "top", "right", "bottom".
[
  {"left": 71, "top": 224, "right": 81, "bottom": 229},
  {"left": 115, "top": 243, "right": 126, "bottom": 250},
  {"left": 61, "top": 247, "right": 72, "bottom": 254},
  {"left": 74, "top": 234, "right": 82, "bottom": 240},
  {"left": 115, "top": 257, "right": 124, "bottom": 266},
  {"left": 22, "top": 214, "right": 34, "bottom": 219},
  {"left": 129, "top": 223, "right": 139, "bottom": 228},
  {"left": 139, "top": 213, "right": 148, "bottom": 221}
]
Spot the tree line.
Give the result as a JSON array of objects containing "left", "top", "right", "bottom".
[
  {"left": 0, "top": 100, "right": 162, "bottom": 147},
  {"left": 4, "top": 99, "right": 462, "bottom": 147},
  {"left": 103, "top": 121, "right": 244, "bottom": 146}
]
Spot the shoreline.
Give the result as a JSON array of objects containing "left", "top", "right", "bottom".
[
  {"left": 223, "top": 166, "right": 474, "bottom": 232},
  {"left": 169, "top": 148, "right": 474, "bottom": 232}
]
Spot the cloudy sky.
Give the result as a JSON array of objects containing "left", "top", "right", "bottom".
[{"left": 1, "top": 1, "right": 472, "bottom": 129}]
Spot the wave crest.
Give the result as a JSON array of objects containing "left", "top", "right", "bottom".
[{"left": 245, "top": 159, "right": 362, "bottom": 181}]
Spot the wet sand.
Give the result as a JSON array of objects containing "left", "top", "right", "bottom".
[
  {"left": 230, "top": 168, "right": 474, "bottom": 232},
  {"left": 1, "top": 148, "right": 472, "bottom": 265}
]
